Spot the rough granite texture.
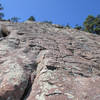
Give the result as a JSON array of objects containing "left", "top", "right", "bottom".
[{"left": 0, "top": 21, "right": 100, "bottom": 100}]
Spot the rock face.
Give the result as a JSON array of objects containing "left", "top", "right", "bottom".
[
  {"left": 0, "top": 24, "right": 10, "bottom": 38},
  {"left": 0, "top": 21, "right": 100, "bottom": 100}
]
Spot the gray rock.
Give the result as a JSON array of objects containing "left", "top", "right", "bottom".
[{"left": 0, "top": 21, "right": 100, "bottom": 100}]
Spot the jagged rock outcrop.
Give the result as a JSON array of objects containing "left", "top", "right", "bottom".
[{"left": 0, "top": 21, "right": 100, "bottom": 100}]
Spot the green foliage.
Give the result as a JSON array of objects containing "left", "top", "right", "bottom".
[
  {"left": 94, "top": 27, "right": 100, "bottom": 34},
  {"left": 83, "top": 15, "right": 100, "bottom": 34},
  {"left": 43, "top": 21, "right": 52, "bottom": 24},
  {"left": 28, "top": 16, "right": 35, "bottom": 21},
  {"left": 7, "top": 19, "right": 10, "bottom": 22},
  {"left": 74, "top": 24, "right": 82, "bottom": 30},
  {"left": 55, "top": 25, "right": 64, "bottom": 28},
  {"left": 10, "top": 17, "right": 20, "bottom": 22},
  {"left": 0, "top": 13, "right": 4, "bottom": 20},
  {"left": 0, "top": 3, "right": 4, "bottom": 20},
  {"left": 84, "top": 15, "right": 95, "bottom": 33},
  {"left": 65, "top": 24, "right": 71, "bottom": 28}
]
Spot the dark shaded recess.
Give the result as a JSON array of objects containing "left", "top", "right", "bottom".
[
  {"left": 69, "top": 71, "right": 91, "bottom": 78},
  {"left": 0, "top": 30, "right": 10, "bottom": 38},
  {"left": 46, "top": 92, "right": 62, "bottom": 96},
  {"left": 1, "top": 30, "right": 10, "bottom": 37},
  {"left": 24, "top": 62, "right": 38, "bottom": 72},
  {"left": 21, "top": 62, "right": 37, "bottom": 100},
  {"left": 97, "top": 73, "right": 100, "bottom": 76},
  {"left": 0, "top": 97, "right": 5, "bottom": 100},
  {"left": 17, "top": 32, "right": 25, "bottom": 35},
  {"left": 20, "top": 77, "right": 32, "bottom": 100},
  {"left": 28, "top": 44, "right": 46, "bottom": 50},
  {"left": 47, "top": 65, "right": 57, "bottom": 71},
  {"left": 68, "top": 48, "right": 74, "bottom": 54}
]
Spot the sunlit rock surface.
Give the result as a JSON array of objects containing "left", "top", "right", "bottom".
[{"left": 0, "top": 21, "right": 100, "bottom": 100}]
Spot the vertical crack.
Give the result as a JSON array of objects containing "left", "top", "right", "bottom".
[
  {"left": 20, "top": 63, "right": 37, "bottom": 100},
  {"left": 20, "top": 73, "right": 36, "bottom": 100},
  {"left": 21, "top": 76, "right": 32, "bottom": 100},
  {"left": 20, "top": 50, "right": 47, "bottom": 100}
]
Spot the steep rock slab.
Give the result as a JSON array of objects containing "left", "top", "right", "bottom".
[
  {"left": 26, "top": 50, "right": 100, "bottom": 100},
  {"left": 0, "top": 21, "right": 100, "bottom": 100},
  {"left": 0, "top": 56, "right": 29, "bottom": 100}
]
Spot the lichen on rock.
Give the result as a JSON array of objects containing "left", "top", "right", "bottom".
[{"left": 0, "top": 21, "right": 100, "bottom": 100}]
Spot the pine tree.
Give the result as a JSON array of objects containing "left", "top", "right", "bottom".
[
  {"left": 0, "top": 3, "right": 4, "bottom": 20},
  {"left": 83, "top": 15, "right": 100, "bottom": 35},
  {"left": 74, "top": 24, "right": 82, "bottom": 30},
  {"left": 10, "top": 17, "right": 20, "bottom": 22},
  {"left": 65, "top": 24, "right": 71, "bottom": 28},
  {"left": 83, "top": 15, "right": 95, "bottom": 33},
  {"left": 28, "top": 16, "right": 36, "bottom": 21}
]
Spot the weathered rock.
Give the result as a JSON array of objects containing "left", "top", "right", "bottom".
[
  {"left": 0, "top": 24, "right": 10, "bottom": 38},
  {"left": 0, "top": 21, "right": 100, "bottom": 100}
]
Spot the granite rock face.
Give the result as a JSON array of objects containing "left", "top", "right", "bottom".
[{"left": 0, "top": 21, "right": 100, "bottom": 100}]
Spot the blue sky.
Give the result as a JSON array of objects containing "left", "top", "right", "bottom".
[{"left": 1, "top": 0, "right": 100, "bottom": 27}]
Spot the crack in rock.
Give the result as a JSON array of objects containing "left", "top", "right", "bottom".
[
  {"left": 46, "top": 65, "right": 57, "bottom": 71},
  {"left": 45, "top": 92, "right": 63, "bottom": 96},
  {"left": 21, "top": 76, "right": 33, "bottom": 100},
  {"left": 0, "top": 22, "right": 100, "bottom": 100}
]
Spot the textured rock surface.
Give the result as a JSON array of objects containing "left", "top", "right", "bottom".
[{"left": 0, "top": 21, "right": 100, "bottom": 100}]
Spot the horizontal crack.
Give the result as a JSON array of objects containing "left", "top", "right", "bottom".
[
  {"left": 46, "top": 92, "right": 62, "bottom": 96},
  {"left": 46, "top": 65, "right": 58, "bottom": 71}
]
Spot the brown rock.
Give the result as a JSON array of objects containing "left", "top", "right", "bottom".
[
  {"left": 0, "top": 24, "right": 10, "bottom": 38},
  {"left": 0, "top": 21, "right": 100, "bottom": 100}
]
